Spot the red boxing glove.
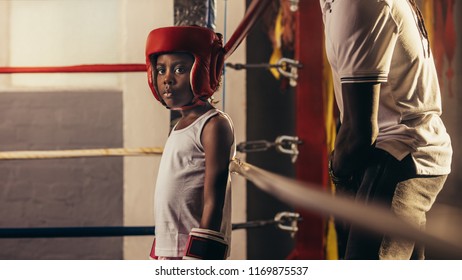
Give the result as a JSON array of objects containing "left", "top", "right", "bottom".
[
  {"left": 182, "top": 228, "right": 229, "bottom": 260},
  {"left": 149, "top": 238, "right": 158, "bottom": 260}
]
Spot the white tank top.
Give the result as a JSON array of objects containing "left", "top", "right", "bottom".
[{"left": 154, "top": 108, "right": 235, "bottom": 257}]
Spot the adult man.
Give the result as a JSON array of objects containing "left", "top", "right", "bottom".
[{"left": 320, "top": 0, "right": 452, "bottom": 259}]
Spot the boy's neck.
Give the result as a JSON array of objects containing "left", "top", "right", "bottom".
[
  {"left": 179, "top": 102, "right": 213, "bottom": 118},
  {"left": 174, "top": 102, "right": 214, "bottom": 131}
]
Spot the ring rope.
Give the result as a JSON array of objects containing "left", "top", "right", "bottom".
[
  {"left": 0, "top": 213, "right": 299, "bottom": 238},
  {"left": 0, "top": 227, "right": 155, "bottom": 238},
  {"left": 230, "top": 158, "right": 462, "bottom": 258},
  {"left": 0, "top": 64, "right": 146, "bottom": 74},
  {"left": 0, "top": 147, "right": 163, "bottom": 160},
  {"left": 223, "top": 0, "right": 272, "bottom": 59}
]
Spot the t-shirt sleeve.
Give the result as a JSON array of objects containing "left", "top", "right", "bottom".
[{"left": 327, "top": 1, "right": 397, "bottom": 83}]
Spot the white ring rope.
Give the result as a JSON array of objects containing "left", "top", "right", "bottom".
[
  {"left": 230, "top": 158, "right": 462, "bottom": 258},
  {"left": 0, "top": 147, "right": 163, "bottom": 160}
]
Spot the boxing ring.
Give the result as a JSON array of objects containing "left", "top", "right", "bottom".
[{"left": 1, "top": 0, "right": 461, "bottom": 259}]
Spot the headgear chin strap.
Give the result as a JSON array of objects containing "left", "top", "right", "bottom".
[{"left": 145, "top": 26, "right": 225, "bottom": 110}]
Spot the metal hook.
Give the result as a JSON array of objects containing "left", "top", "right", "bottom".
[
  {"left": 275, "top": 135, "right": 302, "bottom": 163},
  {"left": 274, "top": 211, "right": 301, "bottom": 238},
  {"left": 288, "top": 0, "right": 300, "bottom": 12},
  {"left": 276, "top": 58, "right": 301, "bottom": 87}
]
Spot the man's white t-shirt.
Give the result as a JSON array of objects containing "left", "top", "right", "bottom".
[{"left": 320, "top": 0, "right": 452, "bottom": 175}]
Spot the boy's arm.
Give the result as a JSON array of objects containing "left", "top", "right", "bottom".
[
  {"left": 200, "top": 114, "right": 234, "bottom": 231},
  {"left": 182, "top": 114, "right": 233, "bottom": 260}
]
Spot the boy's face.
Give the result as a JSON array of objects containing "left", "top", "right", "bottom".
[{"left": 155, "top": 53, "right": 194, "bottom": 109}]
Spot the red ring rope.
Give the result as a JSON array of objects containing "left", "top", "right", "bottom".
[
  {"left": 224, "top": 0, "right": 272, "bottom": 59},
  {"left": 0, "top": 64, "right": 146, "bottom": 74}
]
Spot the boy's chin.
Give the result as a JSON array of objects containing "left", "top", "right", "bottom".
[{"left": 165, "top": 103, "right": 184, "bottom": 109}]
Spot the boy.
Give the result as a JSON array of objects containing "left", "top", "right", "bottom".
[{"left": 145, "top": 26, "right": 235, "bottom": 260}]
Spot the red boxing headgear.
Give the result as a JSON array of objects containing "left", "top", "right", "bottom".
[{"left": 145, "top": 26, "right": 225, "bottom": 108}]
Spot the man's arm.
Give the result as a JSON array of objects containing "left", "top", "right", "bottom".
[{"left": 332, "top": 82, "right": 380, "bottom": 178}]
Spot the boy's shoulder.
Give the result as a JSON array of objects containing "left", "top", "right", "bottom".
[
  {"left": 202, "top": 109, "right": 234, "bottom": 139},
  {"left": 208, "top": 109, "right": 233, "bottom": 125}
]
